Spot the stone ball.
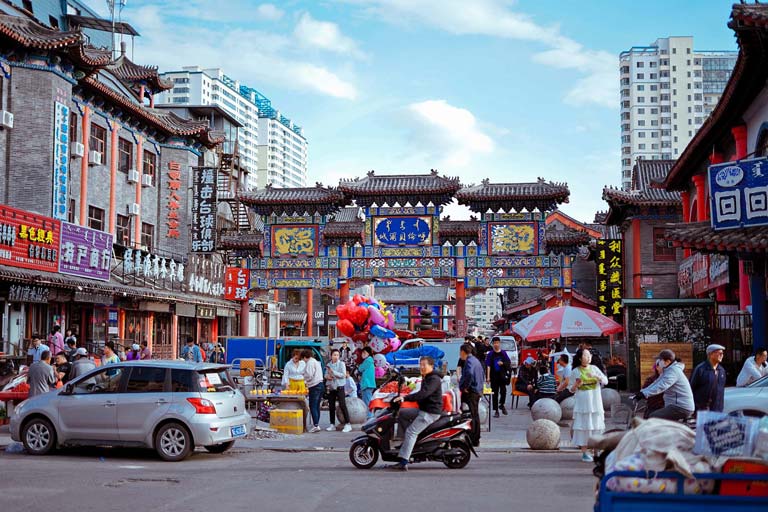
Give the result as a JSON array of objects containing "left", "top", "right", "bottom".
[
  {"left": 601, "top": 388, "right": 621, "bottom": 411},
  {"left": 338, "top": 397, "right": 368, "bottom": 425},
  {"left": 531, "top": 398, "right": 562, "bottom": 423},
  {"left": 560, "top": 396, "right": 575, "bottom": 421},
  {"left": 526, "top": 419, "right": 561, "bottom": 450}
]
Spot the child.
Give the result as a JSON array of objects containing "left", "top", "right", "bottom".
[{"left": 531, "top": 364, "right": 557, "bottom": 406}]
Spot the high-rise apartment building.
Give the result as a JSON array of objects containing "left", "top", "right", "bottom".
[
  {"left": 619, "top": 37, "right": 737, "bottom": 190},
  {"left": 156, "top": 67, "right": 308, "bottom": 190},
  {"left": 467, "top": 288, "right": 502, "bottom": 334}
]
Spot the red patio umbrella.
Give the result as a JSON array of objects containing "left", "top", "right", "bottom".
[{"left": 512, "top": 306, "right": 622, "bottom": 342}]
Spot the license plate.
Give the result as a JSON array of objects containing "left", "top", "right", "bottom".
[{"left": 230, "top": 424, "right": 246, "bottom": 438}]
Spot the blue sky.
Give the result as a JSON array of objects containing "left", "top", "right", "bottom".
[{"left": 89, "top": 0, "right": 737, "bottom": 222}]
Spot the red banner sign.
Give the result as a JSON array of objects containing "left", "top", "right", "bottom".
[
  {"left": 166, "top": 161, "right": 182, "bottom": 239},
  {"left": 224, "top": 267, "right": 249, "bottom": 301},
  {"left": 0, "top": 204, "right": 61, "bottom": 272}
]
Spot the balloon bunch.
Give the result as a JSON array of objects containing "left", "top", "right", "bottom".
[{"left": 336, "top": 294, "right": 402, "bottom": 377}]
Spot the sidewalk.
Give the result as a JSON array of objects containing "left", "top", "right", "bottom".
[{"left": 1, "top": 398, "right": 629, "bottom": 453}]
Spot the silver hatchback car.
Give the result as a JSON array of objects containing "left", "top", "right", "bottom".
[{"left": 10, "top": 360, "right": 251, "bottom": 461}]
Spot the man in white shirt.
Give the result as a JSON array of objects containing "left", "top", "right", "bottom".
[
  {"left": 736, "top": 349, "right": 768, "bottom": 387},
  {"left": 302, "top": 349, "right": 325, "bottom": 433}
]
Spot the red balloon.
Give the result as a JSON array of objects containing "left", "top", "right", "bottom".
[
  {"left": 352, "top": 294, "right": 365, "bottom": 305},
  {"left": 337, "top": 319, "right": 355, "bottom": 337},
  {"left": 353, "top": 305, "right": 370, "bottom": 327}
]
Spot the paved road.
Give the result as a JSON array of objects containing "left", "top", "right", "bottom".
[{"left": 0, "top": 447, "right": 596, "bottom": 512}]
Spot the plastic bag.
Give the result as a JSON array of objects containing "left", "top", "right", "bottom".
[{"left": 694, "top": 410, "right": 759, "bottom": 457}]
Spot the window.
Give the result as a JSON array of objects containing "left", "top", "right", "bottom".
[
  {"left": 650, "top": 84, "right": 658, "bottom": 91},
  {"left": 68, "top": 199, "right": 76, "bottom": 224},
  {"left": 69, "top": 112, "right": 78, "bottom": 144},
  {"left": 637, "top": 96, "right": 645, "bottom": 103},
  {"left": 650, "top": 74, "right": 658, "bottom": 80},
  {"left": 88, "top": 206, "right": 105, "bottom": 232},
  {"left": 638, "top": 132, "right": 646, "bottom": 138},
  {"left": 653, "top": 228, "right": 676, "bottom": 261},
  {"left": 143, "top": 151, "right": 157, "bottom": 186},
  {"left": 141, "top": 223, "right": 154, "bottom": 251},
  {"left": 650, "top": 62, "right": 657, "bottom": 68},
  {"left": 72, "top": 367, "right": 124, "bottom": 394},
  {"left": 636, "top": 61, "right": 644, "bottom": 68},
  {"left": 90, "top": 124, "right": 107, "bottom": 155},
  {"left": 651, "top": 120, "right": 658, "bottom": 126},
  {"left": 171, "top": 369, "right": 195, "bottom": 392},
  {"left": 287, "top": 290, "right": 301, "bottom": 306},
  {"left": 116, "top": 214, "right": 130, "bottom": 246},
  {"left": 637, "top": 74, "right": 644, "bottom": 80},
  {"left": 638, "top": 144, "right": 646, "bottom": 150},
  {"left": 651, "top": 108, "right": 658, "bottom": 114},
  {"left": 118, "top": 138, "right": 133, "bottom": 173},
  {"left": 672, "top": 48, "right": 677, "bottom": 54},
  {"left": 22, "top": 0, "right": 33, "bottom": 12},
  {"left": 637, "top": 108, "right": 645, "bottom": 114},
  {"left": 125, "top": 367, "right": 167, "bottom": 393},
  {"left": 638, "top": 120, "right": 646, "bottom": 126}
]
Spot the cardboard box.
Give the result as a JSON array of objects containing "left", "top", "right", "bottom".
[{"left": 270, "top": 408, "right": 304, "bottom": 434}]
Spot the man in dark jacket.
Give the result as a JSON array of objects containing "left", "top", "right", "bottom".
[
  {"left": 486, "top": 337, "right": 512, "bottom": 416},
  {"left": 690, "top": 344, "right": 727, "bottom": 412},
  {"left": 388, "top": 356, "right": 443, "bottom": 471},
  {"left": 459, "top": 343, "right": 484, "bottom": 447}
]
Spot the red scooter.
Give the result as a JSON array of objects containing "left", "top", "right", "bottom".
[{"left": 349, "top": 371, "right": 476, "bottom": 470}]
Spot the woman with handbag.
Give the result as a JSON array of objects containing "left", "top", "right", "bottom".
[{"left": 325, "top": 348, "right": 353, "bottom": 432}]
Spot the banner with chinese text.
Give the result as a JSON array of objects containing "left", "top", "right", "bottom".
[
  {"left": 58, "top": 222, "right": 113, "bottom": 281},
  {"left": 224, "top": 267, "right": 249, "bottom": 301},
  {"left": 191, "top": 167, "right": 217, "bottom": 252},
  {"left": 0, "top": 204, "right": 60, "bottom": 272},
  {"left": 596, "top": 239, "right": 622, "bottom": 317}
]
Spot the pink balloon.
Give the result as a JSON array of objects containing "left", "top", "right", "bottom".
[
  {"left": 374, "top": 366, "right": 387, "bottom": 378},
  {"left": 368, "top": 307, "right": 385, "bottom": 327},
  {"left": 373, "top": 353, "right": 388, "bottom": 368},
  {"left": 389, "top": 337, "right": 401, "bottom": 351},
  {"left": 369, "top": 336, "right": 388, "bottom": 353},
  {"left": 384, "top": 311, "right": 396, "bottom": 330}
]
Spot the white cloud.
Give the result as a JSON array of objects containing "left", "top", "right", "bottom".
[
  {"left": 123, "top": 4, "right": 358, "bottom": 100},
  {"left": 407, "top": 99, "right": 494, "bottom": 167},
  {"left": 294, "top": 12, "right": 365, "bottom": 58},
  {"left": 343, "top": 0, "right": 617, "bottom": 108},
  {"left": 255, "top": 3, "right": 285, "bottom": 21}
]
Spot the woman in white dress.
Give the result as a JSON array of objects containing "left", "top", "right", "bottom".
[{"left": 569, "top": 348, "right": 608, "bottom": 462}]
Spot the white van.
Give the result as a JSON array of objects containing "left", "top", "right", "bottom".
[{"left": 495, "top": 336, "right": 519, "bottom": 371}]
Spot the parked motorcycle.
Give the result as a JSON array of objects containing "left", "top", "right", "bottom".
[{"left": 348, "top": 371, "right": 476, "bottom": 469}]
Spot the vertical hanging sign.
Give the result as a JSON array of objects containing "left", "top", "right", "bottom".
[
  {"left": 52, "top": 101, "right": 70, "bottom": 221},
  {"left": 191, "top": 167, "right": 217, "bottom": 252},
  {"left": 166, "top": 161, "right": 182, "bottom": 239},
  {"left": 596, "top": 239, "right": 623, "bottom": 317}
]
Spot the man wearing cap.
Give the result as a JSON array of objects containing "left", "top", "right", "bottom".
[
  {"left": 634, "top": 349, "right": 694, "bottom": 421},
  {"left": 516, "top": 356, "right": 538, "bottom": 409},
  {"left": 69, "top": 348, "right": 96, "bottom": 382},
  {"left": 690, "top": 344, "right": 727, "bottom": 413}
]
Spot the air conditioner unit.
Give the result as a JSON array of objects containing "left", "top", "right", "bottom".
[
  {"left": 128, "top": 203, "right": 140, "bottom": 216},
  {"left": 127, "top": 169, "right": 140, "bottom": 183},
  {"left": 88, "top": 150, "right": 102, "bottom": 166},
  {"left": 0, "top": 110, "right": 13, "bottom": 129},
  {"left": 71, "top": 142, "right": 85, "bottom": 158},
  {"left": 141, "top": 174, "right": 153, "bottom": 187}
]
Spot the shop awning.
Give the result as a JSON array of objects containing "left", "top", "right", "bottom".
[{"left": 280, "top": 312, "right": 307, "bottom": 324}]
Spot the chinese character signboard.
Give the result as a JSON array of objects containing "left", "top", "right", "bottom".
[
  {"left": 224, "top": 267, "right": 249, "bottom": 301},
  {"left": 166, "top": 162, "right": 182, "bottom": 239},
  {"left": 52, "top": 102, "right": 70, "bottom": 221},
  {"left": 8, "top": 284, "right": 49, "bottom": 303},
  {"left": 121, "top": 248, "right": 184, "bottom": 284},
  {"left": 59, "top": 222, "right": 113, "bottom": 281},
  {"left": 373, "top": 217, "right": 432, "bottom": 246},
  {"left": 596, "top": 239, "right": 623, "bottom": 317},
  {"left": 191, "top": 167, "right": 217, "bottom": 252},
  {"left": 271, "top": 226, "right": 318, "bottom": 257},
  {"left": 678, "top": 253, "right": 729, "bottom": 298},
  {"left": 0, "top": 205, "right": 60, "bottom": 272},
  {"left": 709, "top": 157, "right": 768, "bottom": 230}
]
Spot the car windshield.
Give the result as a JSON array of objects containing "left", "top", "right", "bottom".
[
  {"left": 197, "top": 368, "right": 235, "bottom": 392},
  {"left": 500, "top": 341, "right": 516, "bottom": 351},
  {"left": 746, "top": 374, "right": 768, "bottom": 388}
]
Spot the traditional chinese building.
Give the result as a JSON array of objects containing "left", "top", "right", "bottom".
[
  {"left": 662, "top": 2, "right": 768, "bottom": 354},
  {"left": 0, "top": 13, "right": 241, "bottom": 358},
  {"left": 603, "top": 159, "right": 683, "bottom": 302},
  {"left": 227, "top": 171, "right": 582, "bottom": 337}
]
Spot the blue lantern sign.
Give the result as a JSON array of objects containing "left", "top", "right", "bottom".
[
  {"left": 374, "top": 216, "right": 431, "bottom": 246},
  {"left": 709, "top": 157, "right": 768, "bottom": 231}
]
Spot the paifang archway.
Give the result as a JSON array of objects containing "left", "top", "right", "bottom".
[{"left": 233, "top": 171, "right": 581, "bottom": 337}]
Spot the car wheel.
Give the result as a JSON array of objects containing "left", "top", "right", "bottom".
[
  {"left": 22, "top": 417, "right": 56, "bottom": 455},
  {"left": 203, "top": 441, "right": 235, "bottom": 454},
  {"left": 155, "top": 423, "right": 193, "bottom": 462}
]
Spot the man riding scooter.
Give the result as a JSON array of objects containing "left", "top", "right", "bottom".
[{"left": 387, "top": 356, "right": 443, "bottom": 471}]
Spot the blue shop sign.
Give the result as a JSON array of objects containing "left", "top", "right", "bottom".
[
  {"left": 709, "top": 157, "right": 768, "bottom": 230},
  {"left": 374, "top": 216, "right": 431, "bottom": 246}
]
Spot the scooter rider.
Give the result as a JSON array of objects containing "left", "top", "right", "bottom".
[{"left": 387, "top": 356, "right": 443, "bottom": 471}]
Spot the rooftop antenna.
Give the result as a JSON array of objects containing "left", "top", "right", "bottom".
[{"left": 106, "top": 0, "right": 128, "bottom": 60}]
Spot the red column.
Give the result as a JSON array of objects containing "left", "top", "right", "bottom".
[
  {"left": 78, "top": 106, "right": 91, "bottom": 226},
  {"left": 455, "top": 279, "right": 466, "bottom": 337},
  {"left": 732, "top": 125, "right": 748, "bottom": 159},
  {"left": 681, "top": 190, "right": 692, "bottom": 257},
  {"left": 739, "top": 261, "right": 752, "bottom": 310},
  {"left": 108, "top": 121, "right": 119, "bottom": 236},
  {"left": 339, "top": 281, "right": 350, "bottom": 304},
  {"left": 170, "top": 314, "right": 178, "bottom": 358},
  {"left": 692, "top": 175, "right": 708, "bottom": 222},
  {"left": 632, "top": 219, "right": 642, "bottom": 298},
  {"left": 306, "top": 288, "right": 313, "bottom": 337}
]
